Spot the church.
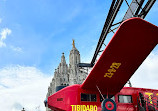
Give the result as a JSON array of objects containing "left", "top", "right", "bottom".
[{"left": 46, "top": 40, "right": 88, "bottom": 111}]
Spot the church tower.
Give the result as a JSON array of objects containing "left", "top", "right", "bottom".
[
  {"left": 69, "top": 40, "right": 81, "bottom": 85},
  {"left": 46, "top": 40, "right": 88, "bottom": 111},
  {"left": 55, "top": 53, "right": 69, "bottom": 87},
  {"left": 59, "top": 53, "right": 69, "bottom": 85}
]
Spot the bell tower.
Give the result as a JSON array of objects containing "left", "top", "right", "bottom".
[
  {"left": 69, "top": 40, "right": 80, "bottom": 66},
  {"left": 69, "top": 40, "right": 80, "bottom": 85}
]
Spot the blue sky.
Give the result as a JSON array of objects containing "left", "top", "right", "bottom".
[
  {"left": 0, "top": 0, "right": 158, "bottom": 74},
  {"left": 0, "top": 0, "right": 158, "bottom": 111},
  {"left": 0, "top": 0, "right": 112, "bottom": 74}
]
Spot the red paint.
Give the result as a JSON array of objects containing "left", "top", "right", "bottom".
[
  {"left": 48, "top": 85, "right": 158, "bottom": 111},
  {"left": 105, "top": 101, "right": 114, "bottom": 110},
  {"left": 47, "top": 18, "right": 158, "bottom": 111}
]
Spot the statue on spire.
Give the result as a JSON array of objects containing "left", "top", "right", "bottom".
[{"left": 72, "top": 39, "right": 75, "bottom": 48}]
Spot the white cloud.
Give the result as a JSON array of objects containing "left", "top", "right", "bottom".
[
  {"left": 0, "top": 28, "right": 12, "bottom": 47},
  {"left": 0, "top": 65, "right": 52, "bottom": 111},
  {"left": 1, "top": 28, "right": 11, "bottom": 40},
  {"left": 0, "top": 40, "right": 6, "bottom": 47},
  {"left": 129, "top": 49, "right": 158, "bottom": 89},
  {"left": 10, "top": 46, "right": 23, "bottom": 53}
]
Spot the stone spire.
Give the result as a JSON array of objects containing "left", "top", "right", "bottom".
[
  {"left": 61, "top": 53, "right": 66, "bottom": 64},
  {"left": 56, "top": 52, "right": 69, "bottom": 86},
  {"left": 69, "top": 40, "right": 81, "bottom": 85},
  {"left": 60, "top": 53, "right": 67, "bottom": 74},
  {"left": 69, "top": 40, "right": 80, "bottom": 66}
]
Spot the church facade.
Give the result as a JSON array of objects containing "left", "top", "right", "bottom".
[{"left": 46, "top": 40, "right": 88, "bottom": 111}]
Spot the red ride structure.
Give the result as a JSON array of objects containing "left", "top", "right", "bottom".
[{"left": 45, "top": 18, "right": 158, "bottom": 111}]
